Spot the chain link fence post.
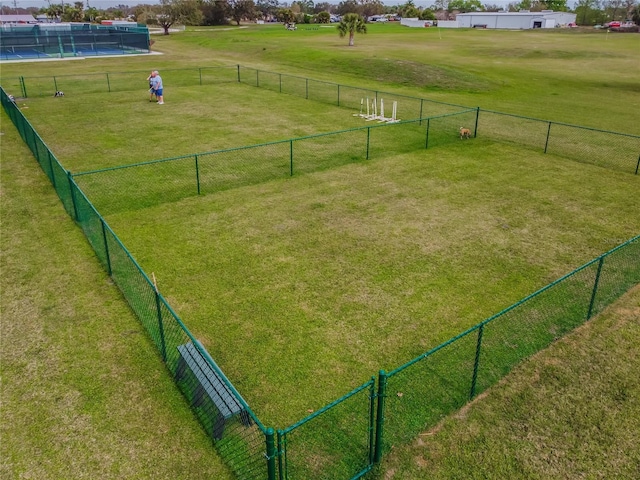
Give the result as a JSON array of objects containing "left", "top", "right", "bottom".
[
  {"left": 194, "top": 154, "right": 201, "bottom": 195},
  {"left": 373, "top": 370, "right": 387, "bottom": 463},
  {"left": 100, "top": 218, "right": 112, "bottom": 276},
  {"left": 587, "top": 255, "right": 605, "bottom": 320},
  {"left": 368, "top": 377, "right": 376, "bottom": 464},
  {"left": 153, "top": 285, "right": 167, "bottom": 362},
  {"left": 266, "top": 428, "right": 277, "bottom": 480},
  {"left": 544, "top": 121, "right": 552, "bottom": 153},
  {"left": 366, "top": 127, "right": 371, "bottom": 160},
  {"left": 47, "top": 151, "right": 57, "bottom": 189},
  {"left": 425, "top": 118, "right": 430, "bottom": 149},
  {"left": 470, "top": 324, "right": 484, "bottom": 399},
  {"left": 290, "top": 140, "right": 294, "bottom": 176},
  {"left": 66, "top": 172, "right": 79, "bottom": 221},
  {"left": 474, "top": 107, "right": 480, "bottom": 137},
  {"left": 276, "top": 430, "right": 285, "bottom": 480}
]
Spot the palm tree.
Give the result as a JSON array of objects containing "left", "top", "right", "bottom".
[
  {"left": 337, "top": 13, "right": 367, "bottom": 46},
  {"left": 46, "top": 4, "right": 64, "bottom": 20}
]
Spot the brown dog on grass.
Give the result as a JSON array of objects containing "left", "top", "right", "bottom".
[{"left": 459, "top": 127, "right": 471, "bottom": 139}]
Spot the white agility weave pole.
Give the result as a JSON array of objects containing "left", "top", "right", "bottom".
[
  {"left": 355, "top": 97, "right": 400, "bottom": 123},
  {"left": 387, "top": 101, "right": 400, "bottom": 123},
  {"left": 353, "top": 97, "right": 400, "bottom": 123},
  {"left": 366, "top": 97, "right": 380, "bottom": 121},
  {"left": 353, "top": 98, "right": 364, "bottom": 117}
]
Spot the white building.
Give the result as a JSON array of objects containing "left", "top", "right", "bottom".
[
  {"left": 0, "top": 14, "right": 38, "bottom": 24},
  {"left": 456, "top": 11, "right": 576, "bottom": 29},
  {"left": 400, "top": 17, "right": 434, "bottom": 28}
]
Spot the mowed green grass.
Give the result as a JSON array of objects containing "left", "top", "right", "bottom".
[
  {"left": 379, "top": 285, "right": 640, "bottom": 479},
  {"left": 169, "top": 24, "right": 640, "bottom": 132},
  {"left": 2, "top": 25, "right": 639, "bottom": 478},
  {"left": 20, "top": 82, "right": 368, "bottom": 172},
  {"left": 1, "top": 23, "right": 639, "bottom": 133},
  {"left": 105, "top": 138, "right": 640, "bottom": 427},
  {"left": 0, "top": 111, "right": 234, "bottom": 480}
]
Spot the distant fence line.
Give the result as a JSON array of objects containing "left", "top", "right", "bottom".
[
  {"left": 3, "top": 69, "right": 640, "bottom": 480},
  {"left": 4, "top": 64, "right": 638, "bottom": 177}
]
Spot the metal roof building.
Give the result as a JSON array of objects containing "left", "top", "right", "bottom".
[
  {"left": 456, "top": 11, "right": 577, "bottom": 29},
  {"left": 0, "top": 14, "right": 38, "bottom": 25}
]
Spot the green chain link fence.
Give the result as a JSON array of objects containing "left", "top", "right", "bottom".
[
  {"left": 277, "top": 378, "right": 376, "bottom": 480},
  {"left": 236, "top": 65, "right": 467, "bottom": 122},
  {"left": 378, "top": 235, "right": 639, "bottom": 459},
  {"left": 11, "top": 65, "right": 639, "bottom": 173},
  {"left": 478, "top": 110, "right": 640, "bottom": 174},
  {"left": 10, "top": 65, "right": 238, "bottom": 98},
  {"left": 72, "top": 108, "right": 478, "bottom": 216},
  {"left": 3, "top": 70, "right": 639, "bottom": 480},
  {"left": 1, "top": 85, "right": 271, "bottom": 480}
]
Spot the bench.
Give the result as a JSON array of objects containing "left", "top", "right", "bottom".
[{"left": 176, "top": 341, "right": 251, "bottom": 440}]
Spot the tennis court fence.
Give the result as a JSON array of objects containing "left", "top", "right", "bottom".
[
  {"left": 0, "top": 23, "right": 150, "bottom": 60},
  {"left": 2, "top": 74, "right": 639, "bottom": 480}
]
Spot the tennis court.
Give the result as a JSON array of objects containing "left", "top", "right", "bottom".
[
  {"left": 0, "top": 46, "right": 148, "bottom": 61},
  {"left": 0, "top": 47, "right": 50, "bottom": 60}
]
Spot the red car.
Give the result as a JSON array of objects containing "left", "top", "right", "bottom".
[{"left": 605, "top": 21, "right": 621, "bottom": 28}]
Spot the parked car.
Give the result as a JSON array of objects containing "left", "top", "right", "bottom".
[{"left": 604, "top": 21, "right": 621, "bottom": 28}]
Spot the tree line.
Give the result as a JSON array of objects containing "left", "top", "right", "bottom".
[{"left": 2, "top": 0, "right": 638, "bottom": 34}]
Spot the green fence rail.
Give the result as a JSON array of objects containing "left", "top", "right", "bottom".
[{"left": 3, "top": 69, "right": 639, "bottom": 480}]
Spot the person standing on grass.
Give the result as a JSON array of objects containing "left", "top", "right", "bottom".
[
  {"left": 151, "top": 70, "right": 164, "bottom": 105},
  {"left": 147, "top": 71, "right": 156, "bottom": 102}
]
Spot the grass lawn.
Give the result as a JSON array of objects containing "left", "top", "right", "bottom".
[
  {"left": 0, "top": 110, "right": 234, "bottom": 480},
  {"left": 379, "top": 285, "right": 640, "bottom": 479},
  {"left": 2, "top": 24, "right": 639, "bottom": 478},
  {"left": 19, "top": 82, "right": 370, "bottom": 173},
  {"left": 102, "top": 136, "right": 639, "bottom": 427}
]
